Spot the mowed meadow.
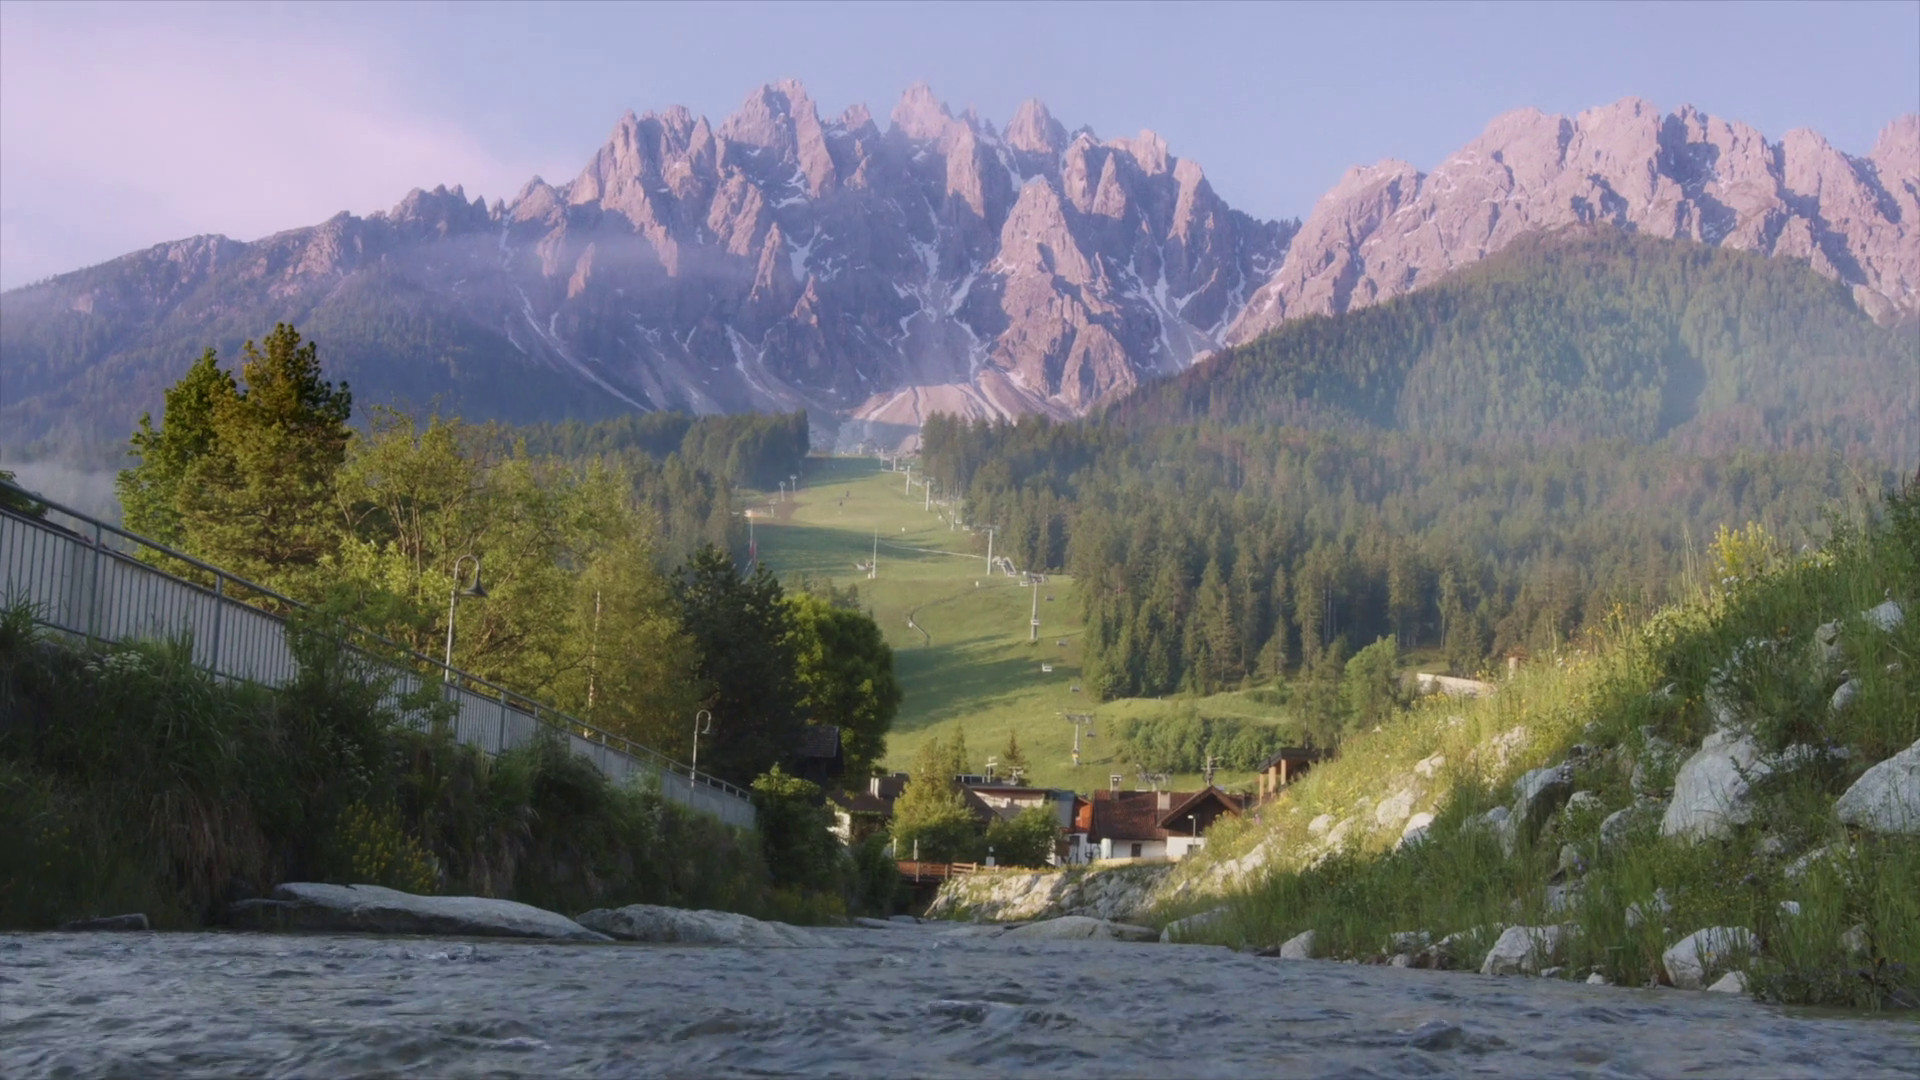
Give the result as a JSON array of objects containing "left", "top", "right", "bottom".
[{"left": 753, "top": 457, "right": 1291, "bottom": 792}]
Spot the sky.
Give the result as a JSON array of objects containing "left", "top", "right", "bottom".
[{"left": 2, "top": 0, "right": 1916, "bottom": 290}]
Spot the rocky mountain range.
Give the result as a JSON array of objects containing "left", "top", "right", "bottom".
[{"left": 1, "top": 84, "right": 1913, "bottom": 454}]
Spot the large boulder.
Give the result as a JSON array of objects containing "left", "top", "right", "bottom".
[
  {"left": 1834, "top": 738, "right": 1920, "bottom": 835},
  {"left": 1479, "top": 924, "right": 1571, "bottom": 976},
  {"left": 232, "top": 883, "right": 610, "bottom": 941},
  {"left": 1278, "top": 929, "right": 1317, "bottom": 960},
  {"left": 1510, "top": 764, "right": 1575, "bottom": 843},
  {"left": 1002, "top": 915, "right": 1157, "bottom": 942},
  {"left": 576, "top": 904, "right": 821, "bottom": 947},
  {"left": 1159, "top": 907, "right": 1227, "bottom": 943},
  {"left": 1662, "top": 730, "right": 1768, "bottom": 841},
  {"left": 1662, "top": 926, "right": 1756, "bottom": 990}
]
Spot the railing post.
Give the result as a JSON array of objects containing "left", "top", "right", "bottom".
[
  {"left": 498, "top": 688, "right": 509, "bottom": 754},
  {"left": 209, "top": 574, "right": 226, "bottom": 675},
  {"left": 86, "top": 521, "right": 104, "bottom": 644}
]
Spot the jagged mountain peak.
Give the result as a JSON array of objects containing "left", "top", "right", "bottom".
[
  {"left": 3, "top": 88, "right": 1908, "bottom": 458},
  {"left": 1228, "top": 98, "right": 1919, "bottom": 342},
  {"left": 1005, "top": 98, "right": 1066, "bottom": 156}
]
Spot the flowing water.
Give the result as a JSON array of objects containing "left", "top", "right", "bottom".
[{"left": 3, "top": 925, "right": 1916, "bottom": 1078}]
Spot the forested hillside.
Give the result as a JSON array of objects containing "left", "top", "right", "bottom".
[{"left": 921, "top": 233, "right": 1917, "bottom": 717}]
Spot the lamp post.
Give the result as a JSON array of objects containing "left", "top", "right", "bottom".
[
  {"left": 690, "top": 709, "right": 713, "bottom": 792},
  {"left": 443, "top": 554, "right": 487, "bottom": 676}
]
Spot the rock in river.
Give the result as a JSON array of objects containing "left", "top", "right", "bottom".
[
  {"left": 60, "top": 913, "right": 150, "bottom": 932},
  {"left": 231, "top": 883, "right": 610, "bottom": 941},
  {"left": 576, "top": 904, "right": 822, "bottom": 947},
  {"left": 1003, "top": 915, "right": 1158, "bottom": 942},
  {"left": 1663, "top": 926, "right": 1756, "bottom": 990},
  {"left": 1480, "top": 924, "right": 1571, "bottom": 976}
]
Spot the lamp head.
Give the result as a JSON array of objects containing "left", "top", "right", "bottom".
[{"left": 463, "top": 561, "right": 487, "bottom": 598}]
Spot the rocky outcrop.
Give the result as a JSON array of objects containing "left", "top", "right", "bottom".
[
  {"left": 574, "top": 904, "right": 821, "bottom": 946},
  {"left": 924, "top": 864, "right": 1172, "bottom": 923},
  {"left": 1833, "top": 738, "right": 1920, "bottom": 835},
  {"left": 1230, "top": 102, "right": 1920, "bottom": 343},
  {"left": 229, "top": 883, "right": 610, "bottom": 941}
]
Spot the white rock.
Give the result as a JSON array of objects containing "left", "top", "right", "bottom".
[
  {"left": 1816, "top": 620, "right": 1844, "bottom": 665},
  {"left": 1586, "top": 971, "right": 1610, "bottom": 985},
  {"left": 1625, "top": 888, "right": 1673, "bottom": 930},
  {"left": 1307, "top": 813, "right": 1335, "bottom": 837},
  {"left": 1388, "top": 952, "right": 1414, "bottom": 968},
  {"left": 1830, "top": 675, "right": 1860, "bottom": 713},
  {"left": 1539, "top": 965, "right": 1566, "bottom": 979},
  {"left": 1322, "top": 817, "right": 1355, "bottom": 851},
  {"left": 1865, "top": 598, "right": 1905, "bottom": 632},
  {"left": 1390, "top": 930, "right": 1432, "bottom": 952},
  {"left": 1544, "top": 882, "right": 1583, "bottom": 914},
  {"left": 1662, "top": 926, "right": 1755, "bottom": 990},
  {"left": 1003, "top": 915, "right": 1158, "bottom": 942},
  {"left": 1375, "top": 788, "right": 1416, "bottom": 828},
  {"left": 1479, "top": 924, "right": 1571, "bottom": 976},
  {"left": 1777, "top": 900, "right": 1802, "bottom": 918},
  {"left": 1159, "top": 907, "right": 1227, "bottom": 944},
  {"left": 1784, "top": 845, "right": 1835, "bottom": 881},
  {"left": 577, "top": 904, "right": 821, "bottom": 947},
  {"left": 1564, "top": 791, "right": 1604, "bottom": 816},
  {"left": 1278, "top": 929, "right": 1317, "bottom": 960},
  {"left": 1707, "top": 970, "right": 1750, "bottom": 994},
  {"left": 1840, "top": 923, "right": 1870, "bottom": 956},
  {"left": 1398, "top": 812, "right": 1435, "bottom": 849},
  {"left": 1512, "top": 764, "right": 1575, "bottom": 837},
  {"left": 1834, "top": 738, "right": 1920, "bottom": 835},
  {"left": 1662, "top": 730, "right": 1768, "bottom": 841},
  {"left": 1413, "top": 753, "right": 1446, "bottom": 779},
  {"left": 234, "top": 883, "right": 612, "bottom": 941}
]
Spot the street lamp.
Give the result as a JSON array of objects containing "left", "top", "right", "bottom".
[
  {"left": 443, "top": 554, "right": 487, "bottom": 675},
  {"left": 690, "top": 709, "right": 713, "bottom": 791}
]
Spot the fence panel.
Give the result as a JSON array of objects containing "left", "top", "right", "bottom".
[{"left": 0, "top": 500, "right": 754, "bottom": 829}]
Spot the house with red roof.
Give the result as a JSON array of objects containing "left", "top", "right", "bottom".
[{"left": 1081, "top": 786, "right": 1243, "bottom": 862}]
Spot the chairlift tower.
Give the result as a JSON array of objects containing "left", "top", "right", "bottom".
[{"left": 1029, "top": 576, "right": 1040, "bottom": 643}]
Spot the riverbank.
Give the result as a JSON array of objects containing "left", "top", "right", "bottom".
[
  {"left": 1134, "top": 480, "right": 1920, "bottom": 1008},
  {"left": 0, "top": 606, "right": 839, "bottom": 930},
  {"left": 4, "top": 926, "right": 1915, "bottom": 1078}
]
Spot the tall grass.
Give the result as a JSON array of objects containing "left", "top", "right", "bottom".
[
  {"left": 1159, "top": 475, "right": 1920, "bottom": 1009},
  {"left": 0, "top": 606, "right": 842, "bottom": 928}
]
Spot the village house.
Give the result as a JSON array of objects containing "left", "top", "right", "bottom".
[
  {"left": 1078, "top": 786, "right": 1243, "bottom": 863},
  {"left": 827, "top": 773, "right": 908, "bottom": 844},
  {"left": 1254, "top": 747, "right": 1327, "bottom": 803}
]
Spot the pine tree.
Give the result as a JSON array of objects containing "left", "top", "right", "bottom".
[
  {"left": 117, "top": 348, "right": 237, "bottom": 547},
  {"left": 178, "top": 324, "right": 352, "bottom": 590}
]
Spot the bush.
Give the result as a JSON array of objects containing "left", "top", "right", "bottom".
[
  {"left": 0, "top": 606, "right": 826, "bottom": 928},
  {"left": 984, "top": 806, "right": 1058, "bottom": 868}
]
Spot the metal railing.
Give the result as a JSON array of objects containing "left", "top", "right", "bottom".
[{"left": 0, "top": 483, "right": 756, "bottom": 830}]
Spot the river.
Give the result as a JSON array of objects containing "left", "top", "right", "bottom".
[{"left": 3, "top": 925, "right": 1915, "bottom": 1077}]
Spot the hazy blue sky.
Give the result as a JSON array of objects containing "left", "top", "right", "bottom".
[{"left": 2, "top": 0, "right": 1915, "bottom": 289}]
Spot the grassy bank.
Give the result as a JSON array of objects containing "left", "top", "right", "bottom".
[
  {"left": 1157, "top": 481, "right": 1920, "bottom": 1009},
  {"left": 0, "top": 605, "right": 846, "bottom": 929}
]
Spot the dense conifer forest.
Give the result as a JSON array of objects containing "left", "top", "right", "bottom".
[{"left": 921, "top": 233, "right": 1917, "bottom": 709}]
